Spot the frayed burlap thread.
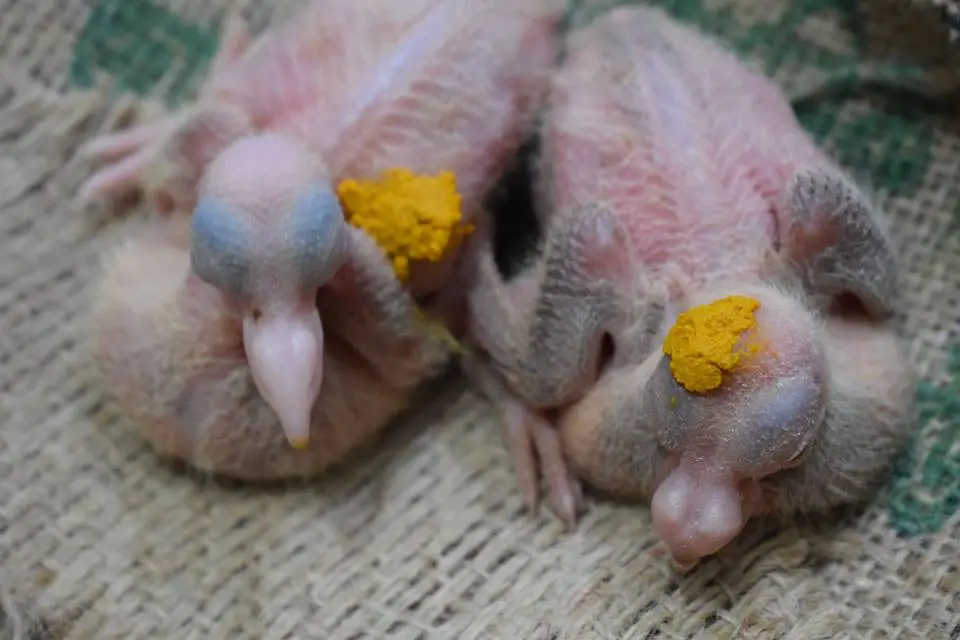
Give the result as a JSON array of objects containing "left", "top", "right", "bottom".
[{"left": 0, "top": 1, "right": 958, "bottom": 638}]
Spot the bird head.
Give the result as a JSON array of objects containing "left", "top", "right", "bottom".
[
  {"left": 189, "top": 133, "right": 348, "bottom": 450},
  {"left": 645, "top": 284, "right": 828, "bottom": 567}
]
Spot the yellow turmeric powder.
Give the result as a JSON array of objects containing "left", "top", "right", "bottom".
[
  {"left": 662, "top": 295, "right": 761, "bottom": 394},
  {"left": 337, "top": 167, "right": 473, "bottom": 282}
]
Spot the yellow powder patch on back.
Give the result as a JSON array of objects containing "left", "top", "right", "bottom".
[
  {"left": 662, "top": 295, "right": 762, "bottom": 394},
  {"left": 337, "top": 168, "right": 473, "bottom": 282}
]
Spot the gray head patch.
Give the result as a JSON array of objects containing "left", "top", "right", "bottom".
[
  {"left": 288, "top": 185, "right": 348, "bottom": 285},
  {"left": 736, "top": 375, "right": 825, "bottom": 469},
  {"left": 190, "top": 198, "right": 251, "bottom": 297}
]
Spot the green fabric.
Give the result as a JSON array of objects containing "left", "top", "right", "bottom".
[
  {"left": 891, "top": 344, "right": 960, "bottom": 535},
  {"left": 70, "top": 0, "right": 220, "bottom": 104}
]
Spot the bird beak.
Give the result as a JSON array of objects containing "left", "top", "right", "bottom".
[
  {"left": 650, "top": 457, "right": 761, "bottom": 569},
  {"left": 242, "top": 303, "right": 324, "bottom": 450}
]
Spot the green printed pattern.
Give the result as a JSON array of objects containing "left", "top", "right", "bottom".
[
  {"left": 68, "top": 0, "right": 958, "bottom": 535},
  {"left": 890, "top": 344, "right": 960, "bottom": 535},
  {"left": 70, "top": 0, "right": 219, "bottom": 104}
]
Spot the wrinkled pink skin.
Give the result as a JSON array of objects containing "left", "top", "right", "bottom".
[
  {"left": 83, "top": 0, "right": 563, "bottom": 478},
  {"left": 466, "top": 6, "right": 914, "bottom": 569}
]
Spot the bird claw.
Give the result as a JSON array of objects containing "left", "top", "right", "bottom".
[
  {"left": 463, "top": 354, "right": 584, "bottom": 529},
  {"left": 503, "top": 402, "right": 584, "bottom": 530},
  {"left": 78, "top": 115, "right": 183, "bottom": 206}
]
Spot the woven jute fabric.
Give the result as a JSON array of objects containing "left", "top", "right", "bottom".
[{"left": 1, "top": 0, "right": 958, "bottom": 638}]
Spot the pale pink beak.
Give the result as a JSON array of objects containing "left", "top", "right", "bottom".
[
  {"left": 243, "top": 305, "right": 324, "bottom": 449},
  {"left": 650, "top": 458, "right": 760, "bottom": 569}
]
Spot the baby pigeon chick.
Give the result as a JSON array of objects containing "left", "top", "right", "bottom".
[
  {"left": 92, "top": 213, "right": 450, "bottom": 479},
  {"left": 466, "top": 6, "right": 914, "bottom": 566},
  {"left": 81, "top": 0, "right": 563, "bottom": 464}
]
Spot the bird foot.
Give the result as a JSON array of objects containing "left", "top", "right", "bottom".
[
  {"left": 78, "top": 114, "right": 185, "bottom": 206},
  {"left": 78, "top": 16, "right": 252, "bottom": 210},
  {"left": 462, "top": 354, "right": 584, "bottom": 529}
]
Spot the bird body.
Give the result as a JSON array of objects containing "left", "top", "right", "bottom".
[
  {"left": 467, "top": 6, "right": 914, "bottom": 568},
  {"left": 92, "top": 214, "right": 450, "bottom": 479},
  {"left": 84, "top": 0, "right": 563, "bottom": 476}
]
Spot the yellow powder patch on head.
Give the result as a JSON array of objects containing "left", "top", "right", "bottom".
[
  {"left": 337, "top": 168, "right": 473, "bottom": 282},
  {"left": 662, "top": 295, "right": 762, "bottom": 394}
]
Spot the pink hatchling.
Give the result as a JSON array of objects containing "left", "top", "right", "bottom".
[
  {"left": 82, "top": 0, "right": 563, "bottom": 477},
  {"left": 465, "top": 6, "right": 914, "bottom": 568}
]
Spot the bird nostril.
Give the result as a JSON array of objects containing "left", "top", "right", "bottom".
[{"left": 252, "top": 308, "right": 262, "bottom": 322}]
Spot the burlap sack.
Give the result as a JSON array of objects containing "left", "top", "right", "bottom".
[{"left": 1, "top": 0, "right": 957, "bottom": 638}]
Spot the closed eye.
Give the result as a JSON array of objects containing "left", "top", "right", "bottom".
[
  {"left": 190, "top": 199, "right": 251, "bottom": 296},
  {"left": 289, "top": 186, "right": 348, "bottom": 286},
  {"left": 785, "top": 439, "right": 815, "bottom": 467}
]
